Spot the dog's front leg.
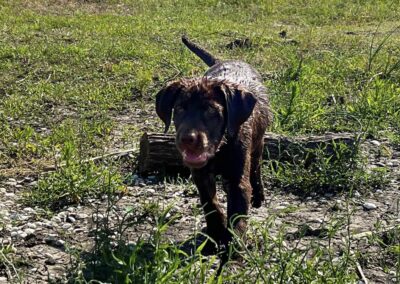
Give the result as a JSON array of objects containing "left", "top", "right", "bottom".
[
  {"left": 223, "top": 146, "right": 252, "bottom": 243},
  {"left": 225, "top": 179, "right": 252, "bottom": 241},
  {"left": 191, "top": 166, "right": 227, "bottom": 247}
]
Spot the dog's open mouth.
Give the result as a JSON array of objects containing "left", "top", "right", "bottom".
[{"left": 182, "top": 150, "right": 209, "bottom": 168}]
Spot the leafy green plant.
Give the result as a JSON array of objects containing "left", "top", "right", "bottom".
[
  {"left": 24, "top": 140, "right": 125, "bottom": 210},
  {"left": 71, "top": 204, "right": 361, "bottom": 283},
  {"left": 264, "top": 139, "right": 389, "bottom": 195},
  {"left": 0, "top": 244, "right": 19, "bottom": 283}
]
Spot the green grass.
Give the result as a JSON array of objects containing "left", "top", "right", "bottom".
[
  {"left": 264, "top": 140, "right": 390, "bottom": 195},
  {"left": 1, "top": 0, "right": 400, "bottom": 174},
  {"left": 1, "top": 0, "right": 400, "bottom": 282},
  {"left": 70, "top": 200, "right": 359, "bottom": 284}
]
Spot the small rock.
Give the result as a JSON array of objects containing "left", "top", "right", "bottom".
[
  {"left": 147, "top": 188, "right": 155, "bottom": 194},
  {"left": 24, "top": 228, "right": 35, "bottom": 235},
  {"left": 331, "top": 200, "right": 344, "bottom": 211},
  {"left": 363, "top": 202, "right": 377, "bottom": 210},
  {"left": 51, "top": 216, "right": 62, "bottom": 223},
  {"left": 4, "top": 192, "right": 15, "bottom": 198},
  {"left": 57, "top": 212, "right": 67, "bottom": 219},
  {"left": 43, "top": 221, "right": 53, "bottom": 228},
  {"left": 73, "top": 228, "right": 85, "bottom": 233},
  {"left": 67, "top": 216, "right": 76, "bottom": 223},
  {"left": 275, "top": 205, "right": 287, "bottom": 210},
  {"left": 45, "top": 234, "right": 57, "bottom": 241},
  {"left": 9, "top": 213, "right": 19, "bottom": 220},
  {"left": 45, "top": 236, "right": 65, "bottom": 247},
  {"left": 353, "top": 191, "right": 361, "bottom": 197},
  {"left": 23, "top": 207, "right": 36, "bottom": 214},
  {"left": 11, "top": 231, "right": 18, "bottom": 237},
  {"left": 62, "top": 223, "right": 72, "bottom": 230},
  {"left": 332, "top": 257, "right": 340, "bottom": 264},
  {"left": 76, "top": 213, "right": 88, "bottom": 220},
  {"left": 370, "top": 140, "right": 381, "bottom": 147},
  {"left": 93, "top": 213, "right": 104, "bottom": 221},
  {"left": 0, "top": 188, "right": 6, "bottom": 194},
  {"left": 19, "top": 215, "right": 30, "bottom": 221},
  {"left": 18, "top": 232, "right": 27, "bottom": 239},
  {"left": 45, "top": 258, "right": 56, "bottom": 265}
]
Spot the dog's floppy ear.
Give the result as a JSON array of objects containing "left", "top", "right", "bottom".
[
  {"left": 219, "top": 83, "right": 257, "bottom": 137},
  {"left": 155, "top": 80, "right": 183, "bottom": 133}
]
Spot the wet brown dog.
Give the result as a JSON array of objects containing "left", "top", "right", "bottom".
[{"left": 156, "top": 36, "right": 272, "bottom": 251}]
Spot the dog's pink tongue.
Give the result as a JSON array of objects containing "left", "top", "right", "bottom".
[{"left": 184, "top": 151, "right": 207, "bottom": 163}]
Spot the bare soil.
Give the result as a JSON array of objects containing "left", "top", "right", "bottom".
[{"left": 0, "top": 136, "right": 399, "bottom": 283}]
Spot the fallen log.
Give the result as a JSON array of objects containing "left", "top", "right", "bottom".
[{"left": 138, "top": 132, "right": 358, "bottom": 175}]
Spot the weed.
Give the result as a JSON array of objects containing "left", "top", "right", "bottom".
[
  {"left": 0, "top": 243, "right": 19, "bottom": 282},
  {"left": 24, "top": 146, "right": 125, "bottom": 210},
  {"left": 264, "top": 139, "right": 389, "bottom": 195},
  {"left": 71, "top": 205, "right": 361, "bottom": 283},
  {"left": 1, "top": 0, "right": 399, "bottom": 282}
]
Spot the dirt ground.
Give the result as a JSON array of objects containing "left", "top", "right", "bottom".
[{"left": 0, "top": 137, "right": 399, "bottom": 283}]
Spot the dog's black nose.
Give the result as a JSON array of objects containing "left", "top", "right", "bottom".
[{"left": 181, "top": 132, "right": 198, "bottom": 146}]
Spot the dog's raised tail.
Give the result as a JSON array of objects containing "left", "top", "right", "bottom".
[{"left": 182, "top": 35, "right": 219, "bottom": 67}]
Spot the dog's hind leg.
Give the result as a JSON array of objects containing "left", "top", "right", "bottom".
[{"left": 250, "top": 142, "right": 265, "bottom": 208}]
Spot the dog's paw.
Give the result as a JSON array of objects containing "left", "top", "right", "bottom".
[{"left": 198, "top": 239, "right": 219, "bottom": 256}]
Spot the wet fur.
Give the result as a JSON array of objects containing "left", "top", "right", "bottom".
[{"left": 156, "top": 36, "right": 272, "bottom": 252}]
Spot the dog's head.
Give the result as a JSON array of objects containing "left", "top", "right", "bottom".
[{"left": 156, "top": 78, "right": 257, "bottom": 168}]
